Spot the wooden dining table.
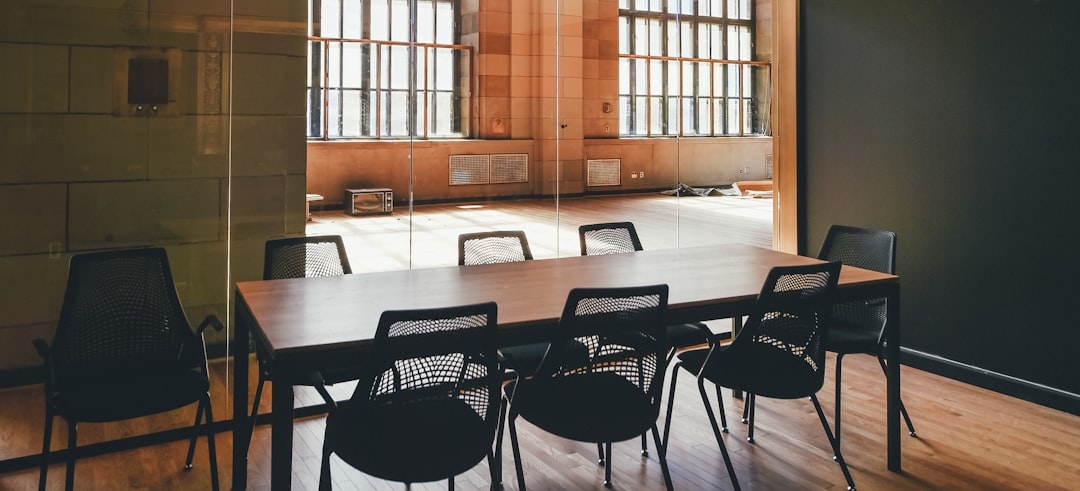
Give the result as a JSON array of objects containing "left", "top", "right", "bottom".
[{"left": 230, "top": 243, "right": 903, "bottom": 490}]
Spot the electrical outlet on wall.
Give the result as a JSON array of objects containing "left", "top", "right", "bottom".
[{"left": 639, "top": 171, "right": 645, "bottom": 178}]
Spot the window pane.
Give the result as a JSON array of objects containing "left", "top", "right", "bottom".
[
  {"left": 666, "top": 20, "right": 679, "bottom": 57},
  {"left": 320, "top": 0, "right": 341, "bottom": 38},
  {"left": 328, "top": 42, "right": 342, "bottom": 86},
  {"left": 328, "top": 88, "right": 342, "bottom": 137},
  {"left": 635, "top": 95, "right": 647, "bottom": 135},
  {"left": 682, "top": 97, "right": 695, "bottom": 135},
  {"left": 387, "top": 90, "right": 409, "bottom": 136},
  {"left": 634, "top": 59, "right": 647, "bottom": 94},
  {"left": 435, "top": 2, "right": 454, "bottom": 44},
  {"left": 390, "top": 0, "right": 409, "bottom": 41},
  {"left": 341, "top": 89, "right": 362, "bottom": 137},
  {"left": 649, "top": 96, "right": 663, "bottom": 134},
  {"left": 648, "top": 19, "right": 662, "bottom": 56},
  {"left": 387, "top": 45, "right": 410, "bottom": 89},
  {"left": 619, "top": 58, "right": 631, "bottom": 93},
  {"left": 342, "top": 43, "right": 365, "bottom": 87},
  {"left": 416, "top": 4, "right": 433, "bottom": 44},
  {"left": 342, "top": 0, "right": 362, "bottom": 38},
  {"left": 666, "top": 96, "right": 679, "bottom": 135},
  {"left": 698, "top": 61, "right": 712, "bottom": 96},
  {"left": 370, "top": 0, "right": 389, "bottom": 40},
  {"left": 726, "top": 96, "right": 739, "bottom": 135}
]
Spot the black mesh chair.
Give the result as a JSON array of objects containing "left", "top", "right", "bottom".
[
  {"left": 457, "top": 231, "right": 548, "bottom": 381},
  {"left": 458, "top": 230, "right": 534, "bottom": 266},
  {"left": 818, "top": 225, "right": 916, "bottom": 452},
  {"left": 315, "top": 302, "right": 502, "bottom": 490},
  {"left": 499, "top": 285, "right": 674, "bottom": 491},
  {"left": 264, "top": 234, "right": 352, "bottom": 279},
  {"left": 249, "top": 235, "right": 354, "bottom": 439},
  {"left": 33, "top": 247, "right": 223, "bottom": 491},
  {"left": 579, "top": 222, "right": 720, "bottom": 355},
  {"left": 663, "top": 262, "right": 855, "bottom": 491},
  {"left": 578, "top": 221, "right": 717, "bottom": 460}
]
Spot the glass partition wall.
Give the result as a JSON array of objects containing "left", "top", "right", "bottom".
[{"left": 0, "top": 0, "right": 772, "bottom": 485}]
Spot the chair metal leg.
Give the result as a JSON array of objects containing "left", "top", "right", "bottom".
[
  {"left": 486, "top": 449, "right": 501, "bottom": 491},
  {"left": 810, "top": 394, "right": 856, "bottom": 490},
  {"left": 318, "top": 438, "right": 333, "bottom": 491},
  {"left": 65, "top": 421, "right": 76, "bottom": 491},
  {"left": 835, "top": 352, "right": 845, "bottom": 453},
  {"left": 202, "top": 396, "right": 220, "bottom": 491},
  {"left": 741, "top": 391, "right": 750, "bottom": 424},
  {"left": 697, "top": 378, "right": 740, "bottom": 491},
  {"left": 603, "top": 442, "right": 613, "bottom": 487},
  {"left": 508, "top": 414, "right": 527, "bottom": 491},
  {"left": 185, "top": 399, "right": 204, "bottom": 469},
  {"left": 876, "top": 353, "right": 917, "bottom": 437},
  {"left": 39, "top": 411, "right": 53, "bottom": 491},
  {"left": 493, "top": 394, "right": 509, "bottom": 487},
  {"left": 649, "top": 425, "right": 675, "bottom": 491},
  {"left": 746, "top": 393, "right": 756, "bottom": 443},
  {"left": 661, "top": 362, "right": 681, "bottom": 449},
  {"left": 448, "top": 476, "right": 455, "bottom": 490},
  {"left": 716, "top": 385, "right": 728, "bottom": 432}
]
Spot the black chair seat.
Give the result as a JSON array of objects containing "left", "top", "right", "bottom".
[
  {"left": 326, "top": 398, "right": 491, "bottom": 483},
  {"left": 666, "top": 322, "right": 713, "bottom": 349},
  {"left": 677, "top": 345, "right": 821, "bottom": 400},
  {"left": 498, "top": 342, "right": 550, "bottom": 378},
  {"left": 316, "top": 302, "right": 502, "bottom": 489},
  {"left": 59, "top": 367, "right": 209, "bottom": 422},
  {"left": 824, "top": 320, "right": 880, "bottom": 354},
  {"left": 508, "top": 372, "right": 656, "bottom": 443}
]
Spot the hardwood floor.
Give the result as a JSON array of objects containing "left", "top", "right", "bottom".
[
  {"left": 2, "top": 353, "right": 1078, "bottom": 490},
  {"left": 3, "top": 194, "right": 1078, "bottom": 489}
]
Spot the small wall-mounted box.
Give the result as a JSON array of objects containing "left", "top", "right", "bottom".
[{"left": 344, "top": 188, "right": 393, "bottom": 215}]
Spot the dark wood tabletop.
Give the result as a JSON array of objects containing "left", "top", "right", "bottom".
[{"left": 231, "top": 243, "right": 901, "bottom": 490}]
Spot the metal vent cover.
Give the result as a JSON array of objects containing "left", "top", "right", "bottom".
[
  {"left": 490, "top": 153, "right": 528, "bottom": 184},
  {"left": 587, "top": 159, "right": 622, "bottom": 187},
  {"left": 449, "top": 154, "right": 490, "bottom": 185}
]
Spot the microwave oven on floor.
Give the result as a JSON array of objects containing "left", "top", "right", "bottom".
[{"left": 344, "top": 187, "right": 393, "bottom": 215}]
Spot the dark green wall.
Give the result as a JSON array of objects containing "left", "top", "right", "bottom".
[{"left": 800, "top": 0, "right": 1080, "bottom": 404}]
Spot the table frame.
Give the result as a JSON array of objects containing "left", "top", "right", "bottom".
[{"left": 230, "top": 244, "right": 901, "bottom": 490}]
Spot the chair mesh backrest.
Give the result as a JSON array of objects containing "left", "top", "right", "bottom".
[
  {"left": 579, "top": 222, "right": 644, "bottom": 256},
  {"left": 355, "top": 302, "right": 501, "bottom": 426},
  {"left": 458, "top": 231, "right": 533, "bottom": 265},
  {"left": 735, "top": 262, "right": 841, "bottom": 393},
  {"left": 817, "top": 225, "right": 896, "bottom": 337},
  {"left": 536, "top": 285, "right": 669, "bottom": 399},
  {"left": 264, "top": 235, "right": 352, "bottom": 280},
  {"left": 52, "top": 248, "right": 199, "bottom": 383}
]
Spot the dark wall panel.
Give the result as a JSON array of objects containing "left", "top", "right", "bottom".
[{"left": 800, "top": 0, "right": 1080, "bottom": 395}]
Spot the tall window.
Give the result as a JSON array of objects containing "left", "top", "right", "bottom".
[
  {"left": 308, "top": 0, "right": 468, "bottom": 139},
  {"left": 619, "top": 0, "right": 770, "bottom": 137}
]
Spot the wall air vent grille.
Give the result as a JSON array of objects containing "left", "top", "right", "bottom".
[
  {"left": 490, "top": 154, "right": 528, "bottom": 183},
  {"left": 449, "top": 154, "right": 490, "bottom": 185},
  {"left": 587, "top": 159, "right": 622, "bottom": 186}
]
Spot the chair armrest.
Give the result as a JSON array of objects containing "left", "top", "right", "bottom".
[
  {"left": 688, "top": 321, "right": 733, "bottom": 348},
  {"left": 197, "top": 315, "right": 225, "bottom": 335},
  {"left": 33, "top": 338, "right": 51, "bottom": 359},
  {"left": 310, "top": 372, "right": 338, "bottom": 410}
]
